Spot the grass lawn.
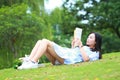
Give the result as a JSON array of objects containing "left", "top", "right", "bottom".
[{"left": 0, "top": 52, "right": 120, "bottom": 80}]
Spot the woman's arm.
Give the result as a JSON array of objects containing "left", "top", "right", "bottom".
[
  {"left": 75, "top": 39, "right": 90, "bottom": 62},
  {"left": 71, "top": 38, "right": 76, "bottom": 48},
  {"left": 71, "top": 38, "right": 81, "bottom": 48},
  {"left": 71, "top": 38, "right": 74, "bottom": 48},
  {"left": 79, "top": 47, "right": 89, "bottom": 62}
]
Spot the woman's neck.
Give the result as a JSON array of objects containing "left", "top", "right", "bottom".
[{"left": 86, "top": 45, "right": 95, "bottom": 49}]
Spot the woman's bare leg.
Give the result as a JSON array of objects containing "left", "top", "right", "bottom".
[
  {"left": 47, "top": 43, "right": 64, "bottom": 64},
  {"left": 18, "top": 39, "right": 64, "bottom": 69},
  {"left": 29, "top": 40, "right": 42, "bottom": 59},
  {"left": 30, "top": 39, "right": 64, "bottom": 64},
  {"left": 44, "top": 51, "right": 56, "bottom": 65},
  {"left": 30, "top": 39, "right": 48, "bottom": 62}
]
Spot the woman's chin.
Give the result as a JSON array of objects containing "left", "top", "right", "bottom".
[{"left": 86, "top": 44, "right": 89, "bottom": 46}]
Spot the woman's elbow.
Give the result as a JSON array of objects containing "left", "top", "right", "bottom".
[{"left": 83, "top": 58, "right": 89, "bottom": 62}]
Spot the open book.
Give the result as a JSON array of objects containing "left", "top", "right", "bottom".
[
  {"left": 72, "top": 27, "right": 82, "bottom": 48},
  {"left": 74, "top": 27, "right": 82, "bottom": 40}
]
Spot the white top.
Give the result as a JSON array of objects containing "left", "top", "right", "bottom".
[{"left": 52, "top": 42, "right": 99, "bottom": 64}]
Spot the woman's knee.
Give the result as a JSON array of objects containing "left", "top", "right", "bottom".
[
  {"left": 42, "top": 39, "right": 51, "bottom": 44},
  {"left": 37, "top": 39, "right": 48, "bottom": 44},
  {"left": 42, "top": 38, "right": 48, "bottom": 42},
  {"left": 37, "top": 40, "right": 42, "bottom": 44}
]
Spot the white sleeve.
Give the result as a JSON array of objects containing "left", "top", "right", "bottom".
[
  {"left": 83, "top": 46, "right": 99, "bottom": 61},
  {"left": 88, "top": 51, "right": 99, "bottom": 61}
]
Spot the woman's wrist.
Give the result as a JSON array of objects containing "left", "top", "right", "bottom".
[{"left": 79, "top": 45, "right": 83, "bottom": 48}]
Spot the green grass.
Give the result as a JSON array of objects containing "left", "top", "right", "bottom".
[{"left": 0, "top": 52, "right": 120, "bottom": 80}]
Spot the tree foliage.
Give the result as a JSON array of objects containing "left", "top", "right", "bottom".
[
  {"left": 0, "top": 3, "right": 53, "bottom": 58},
  {"left": 0, "top": 0, "right": 44, "bottom": 15},
  {"left": 62, "top": 0, "right": 120, "bottom": 38},
  {"left": 61, "top": 0, "right": 120, "bottom": 52},
  {"left": 0, "top": 0, "right": 24, "bottom": 7},
  {"left": 0, "top": 0, "right": 120, "bottom": 69},
  {"left": 90, "top": 0, "right": 120, "bottom": 38}
]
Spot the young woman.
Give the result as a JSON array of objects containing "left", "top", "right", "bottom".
[{"left": 18, "top": 32, "right": 102, "bottom": 70}]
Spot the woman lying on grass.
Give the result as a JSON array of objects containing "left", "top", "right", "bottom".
[{"left": 18, "top": 32, "right": 102, "bottom": 70}]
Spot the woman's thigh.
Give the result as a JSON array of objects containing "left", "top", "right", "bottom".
[{"left": 42, "top": 39, "right": 64, "bottom": 64}]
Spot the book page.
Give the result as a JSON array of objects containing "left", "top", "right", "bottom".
[{"left": 74, "top": 27, "right": 82, "bottom": 40}]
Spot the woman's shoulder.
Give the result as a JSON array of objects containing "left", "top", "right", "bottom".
[
  {"left": 83, "top": 46, "right": 99, "bottom": 53},
  {"left": 83, "top": 46, "right": 90, "bottom": 49}
]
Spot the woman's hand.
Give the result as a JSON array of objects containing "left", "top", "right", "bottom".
[
  {"left": 71, "top": 38, "right": 83, "bottom": 48},
  {"left": 72, "top": 38, "right": 89, "bottom": 62},
  {"left": 71, "top": 38, "right": 75, "bottom": 48},
  {"left": 75, "top": 38, "right": 83, "bottom": 48}
]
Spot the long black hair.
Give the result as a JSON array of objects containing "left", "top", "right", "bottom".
[{"left": 88, "top": 32, "right": 102, "bottom": 59}]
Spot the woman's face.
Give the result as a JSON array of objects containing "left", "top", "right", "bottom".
[{"left": 86, "top": 33, "right": 96, "bottom": 48}]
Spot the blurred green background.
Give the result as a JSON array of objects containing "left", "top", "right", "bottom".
[{"left": 0, "top": 0, "right": 120, "bottom": 69}]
